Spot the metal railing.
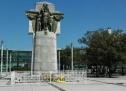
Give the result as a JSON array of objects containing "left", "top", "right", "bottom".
[{"left": 12, "top": 70, "right": 87, "bottom": 83}]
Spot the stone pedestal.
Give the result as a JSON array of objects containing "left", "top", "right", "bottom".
[{"left": 33, "top": 30, "right": 57, "bottom": 72}]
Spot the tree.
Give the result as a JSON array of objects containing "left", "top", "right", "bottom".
[
  {"left": 59, "top": 45, "right": 86, "bottom": 70},
  {"left": 60, "top": 45, "right": 71, "bottom": 70},
  {"left": 78, "top": 29, "right": 126, "bottom": 77}
]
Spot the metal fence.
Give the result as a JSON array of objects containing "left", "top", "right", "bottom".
[{"left": 12, "top": 70, "right": 87, "bottom": 83}]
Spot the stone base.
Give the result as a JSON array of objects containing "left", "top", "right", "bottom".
[{"left": 33, "top": 30, "right": 57, "bottom": 72}]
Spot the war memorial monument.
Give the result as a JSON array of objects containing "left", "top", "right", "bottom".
[{"left": 26, "top": 1, "right": 64, "bottom": 73}]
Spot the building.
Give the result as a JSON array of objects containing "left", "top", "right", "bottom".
[{"left": 0, "top": 49, "right": 32, "bottom": 71}]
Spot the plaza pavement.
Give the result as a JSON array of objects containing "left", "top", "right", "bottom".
[
  {"left": 0, "top": 82, "right": 59, "bottom": 91},
  {"left": 53, "top": 77, "right": 126, "bottom": 91},
  {"left": 0, "top": 76, "right": 126, "bottom": 91}
]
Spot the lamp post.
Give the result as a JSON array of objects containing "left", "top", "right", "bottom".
[
  {"left": 0, "top": 40, "right": 4, "bottom": 75},
  {"left": 9, "top": 53, "right": 12, "bottom": 73},
  {"left": 6, "top": 48, "right": 9, "bottom": 73},
  {"left": 57, "top": 48, "right": 61, "bottom": 72},
  {"left": 58, "top": 50, "right": 60, "bottom": 72},
  {"left": 71, "top": 43, "right": 73, "bottom": 71}
]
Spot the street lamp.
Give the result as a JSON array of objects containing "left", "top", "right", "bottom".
[
  {"left": 6, "top": 48, "right": 9, "bottom": 73},
  {"left": 0, "top": 40, "right": 4, "bottom": 75},
  {"left": 57, "top": 48, "right": 62, "bottom": 72},
  {"left": 9, "top": 53, "right": 12, "bottom": 73},
  {"left": 71, "top": 43, "right": 74, "bottom": 71}
]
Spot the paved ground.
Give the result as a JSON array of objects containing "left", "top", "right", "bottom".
[
  {"left": 0, "top": 76, "right": 126, "bottom": 91},
  {"left": 53, "top": 78, "right": 126, "bottom": 91},
  {"left": 0, "top": 82, "right": 60, "bottom": 91}
]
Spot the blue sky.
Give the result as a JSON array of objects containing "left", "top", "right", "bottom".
[{"left": 0, "top": 0, "right": 126, "bottom": 50}]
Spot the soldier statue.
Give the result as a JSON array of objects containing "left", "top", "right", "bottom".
[{"left": 26, "top": 3, "right": 64, "bottom": 33}]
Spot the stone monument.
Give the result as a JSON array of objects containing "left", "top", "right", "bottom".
[{"left": 26, "top": 1, "right": 64, "bottom": 73}]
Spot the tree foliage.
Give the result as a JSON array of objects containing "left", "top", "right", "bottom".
[
  {"left": 59, "top": 45, "right": 86, "bottom": 70},
  {"left": 78, "top": 29, "right": 126, "bottom": 77}
]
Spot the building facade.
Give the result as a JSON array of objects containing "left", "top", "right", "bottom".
[{"left": 0, "top": 49, "right": 32, "bottom": 71}]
